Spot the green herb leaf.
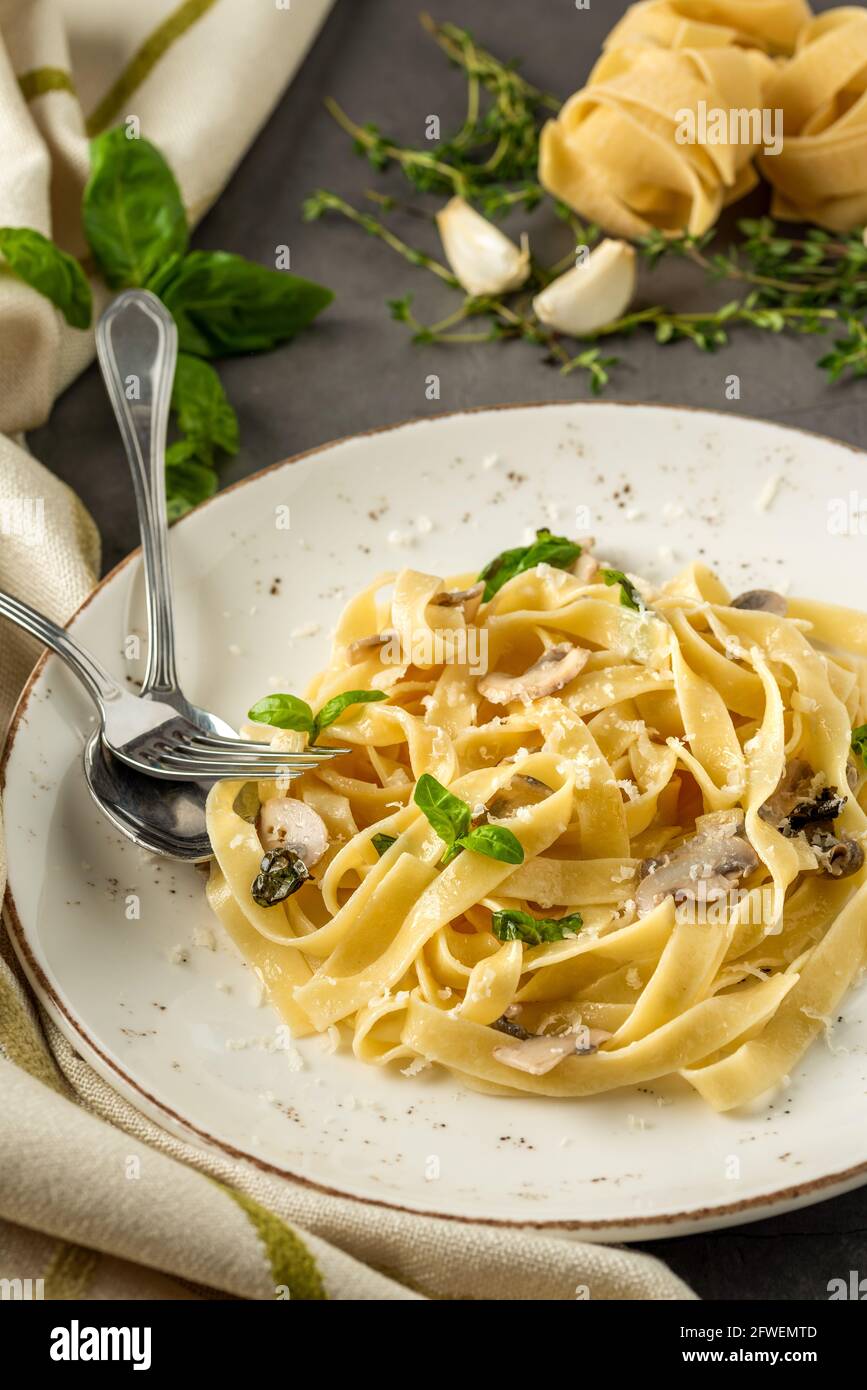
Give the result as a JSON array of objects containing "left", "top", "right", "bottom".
[
  {"left": 601, "top": 568, "right": 644, "bottom": 611},
  {"left": 83, "top": 127, "right": 188, "bottom": 288},
  {"left": 372, "top": 832, "right": 398, "bottom": 856},
  {"left": 246, "top": 688, "right": 386, "bottom": 746},
  {"left": 852, "top": 724, "right": 867, "bottom": 765},
  {"left": 458, "top": 823, "right": 524, "bottom": 864},
  {"left": 232, "top": 782, "right": 261, "bottom": 823},
  {"left": 387, "top": 294, "right": 414, "bottom": 322},
  {"left": 413, "top": 772, "right": 471, "bottom": 854},
  {"left": 478, "top": 528, "right": 582, "bottom": 601},
  {"left": 171, "top": 353, "right": 239, "bottom": 459},
  {"left": 314, "top": 689, "right": 387, "bottom": 737},
  {"left": 0, "top": 228, "right": 92, "bottom": 329},
  {"left": 157, "top": 250, "right": 333, "bottom": 357},
  {"left": 247, "top": 693, "right": 315, "bottom": 735},
  {"left": 251, "top": 849, "right": 309, "bottom": 907},
  {"left": 491, "top": 908, "right": 582, "bottom": 944},
  {"left": 164, "top": 454, "right": 218, "bottom": 521}
]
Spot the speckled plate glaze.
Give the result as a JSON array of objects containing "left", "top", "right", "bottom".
[{"left": 5, "top": 403, "right": 867, "bottom": 1239}]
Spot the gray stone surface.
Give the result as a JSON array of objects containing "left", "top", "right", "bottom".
[{"left": 28, "top": 0, "right": 866, "bottom": 1300}]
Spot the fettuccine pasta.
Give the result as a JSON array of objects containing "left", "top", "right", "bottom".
[
  {"left": 205, "top": 538, "right": 867, "bottom": 1112},
  {"left": 540, "top": 2, "right": 867, "bottom": 237}
]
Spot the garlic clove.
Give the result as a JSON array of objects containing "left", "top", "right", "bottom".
[
  {"left": 436, "top": 196, "right": 530, "bottom": 297},
  {"left": 532, "top": 238, "right": 636, "bottom": 337}
]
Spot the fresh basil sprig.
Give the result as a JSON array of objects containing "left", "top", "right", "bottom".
[
  {"left": 83, "top": 128, "right": 188, "bottom": 288},
  {"left": 1, "top": 125, "right": 334, "bottom": 522},
  {"left": 491, "top": 907, "right": 583, "bottom": 945},
  {"left": 852, "top": 724, "right": 867, "bottom": 765},
  {"left": 478, "top": 528, "right": 582, "bottom": 602},
  {"left": 247, "top": 689, "right": 387, "bottom": 745},
  {"left": 372, "top": 832, "right": 398, "bottom": 856},
  {"left": 171, "top": 353, "right": 239, "bottom": 459},
  {"left": 164, "top": 354, "right": 239, "bottom": 518},
  {"left": 460, "top": 822, "right": 525, "bottom": 864},
  {"left": 157, "top": 250, "right": 334, "bottom": 357},
  {"left": 600, "top": 568, "right": 644, "bottom": 612},
  {"left": 163, "top": 455, "right": 218, "bottom": 522},
  {"left": 0, "top": 228, "right": 91, "bottom": 329},
  {"left": 413, "top": 773, "right": 524, "bottom": 867}
]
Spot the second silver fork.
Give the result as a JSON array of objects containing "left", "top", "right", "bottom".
[{"left": 92, "top": 289, "right": 343, "bottom": 781}]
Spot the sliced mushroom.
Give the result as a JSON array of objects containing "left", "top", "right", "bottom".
[
  {"left": 492, "top": 1026, "right": 612, "bottom": 1075},
  {"left": 758, "top": 759, "right": 814, "bottom": 827},
  {"left": 730, "top": 589, "right": 787, "bottom": 616},
  {"left": 430, "top": 582, "right": 485, "bottom": 623},
  {"left": 487, "top": 774, "right": 552, "bottom": 820},
  {"left": 783, "top": 787, "right": 848, "bottom": 835},
  {"left": 759, "top": 761, "right": 847, "bottom": 836},
  {"left": 809, "top": 830, "right": 864, "bottom": 879},
  {"left": 348, "top": 629, "right": 397, "bottom": 664},
  {"left": 759, "top": 760, "right": 861, "bottom": 878},
  {"left": 636, "top": 813, "right": 759, "bottom": 915},
  {"left": 491, "top": 1014, "right": 531, "bottom": 1041},
  {"left": 478, "top": 643, "right": 590, "bottom": 706},
  {"left": 258, "top": 797, "right": 329, "bottom": 868}
]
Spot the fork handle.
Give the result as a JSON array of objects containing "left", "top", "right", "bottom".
[
  {"left": 96, "top": 290, "right": 179, "bottom": 697},
  {"left": 0, "top": 589, "right": 124, "bottom": 712}
]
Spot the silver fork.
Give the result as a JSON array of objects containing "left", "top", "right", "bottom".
[
  {"left": 96, "top": 288, "right": 246, "bottom": 737},
  {"left": 86, "top": 287, "right": 345, "bottom": 782},
  {"left": 0, "top": 588, "right": 337, "bottom": 781}
]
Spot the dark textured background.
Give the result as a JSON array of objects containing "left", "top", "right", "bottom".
[{"left": 31, "top": 0, "right": 867, "bottom": 1299}]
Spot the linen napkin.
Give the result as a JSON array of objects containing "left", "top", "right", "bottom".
[{"left": 0, "top": 0, "right": 695, "bottom": 1301}]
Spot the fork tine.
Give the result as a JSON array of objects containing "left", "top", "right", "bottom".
[
  {"left": 155, "top": 753, "right": 323, "bottom": 772},
  {"left": 159, "top": 746, "right": 335, "bottom": 766},
  {"left": 156, "top": 739, "right": 345, "bottom": 765},
  {"left": 126, "top": 762, "right": 313, "bottom": 783},
  {"left": 142, "top": 759, "right": 321, "bottom": 778},
  {"left": 181, "top": 733, "right": 349, "bottom": 758}
]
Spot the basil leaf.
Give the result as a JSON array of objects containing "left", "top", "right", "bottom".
[
  {"left": 164, "top": 453, "right": 218, "bottom": 522},
  {"left": 852, "top": 724, "right": 867, "bottom": 765},
  {"left": 372, "top": 832, "right": 397, "bottom": 856},
  {"left": 171, "top": 353, "right": 239, "bottom": 458},
  {"left": 413, "top": 772, "right": 471, "bottom": 852},
  {"left": 232, "top": 782, "right": 261, "bottom": 823},
  {"left": 158, "top": 250, "right": 333, "bottom": 357},
  {"left": 251, "top": 849, "right": 309, "bottom": 907},
  {"left": 491, "top": 908, "right": 583, "bottom": 944},
  {"left": 601, "top": 568, "right": 644, "bottom": 612},
  {"left": 83, "top": 127, "right": 188, "bottom": 288},
  {"left": 314, "top": 689, "right": 387, "bottom": 736},
  {"left": 247, "top": 693, "right": 315, "bottom": 735},
  {"left": 479, "top": 528, "right": 582, "bottom": 601},
  {"left": 145, "top": 252, "right": 185, "bottom": 299},
  {"left": 0, "top": 228, "right": 91, "bottom": 329},
  {"left": 458, "top": 824, "right": 524, "bottom": 865}
]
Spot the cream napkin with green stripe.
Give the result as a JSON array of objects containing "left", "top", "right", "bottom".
[{"left": 0, "top": 0, "right": 696, "bottom": 1301}]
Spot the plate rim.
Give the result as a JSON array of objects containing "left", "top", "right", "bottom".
[{"left": 4, "top": 397, "right": 867, "bottom": 1235}]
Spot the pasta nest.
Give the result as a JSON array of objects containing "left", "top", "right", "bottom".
[
  {"left": 538, "top": 2, "right": 867, "bottom": 237},
  {"left": 604, "top": 0, "right": 812, "bottom": 56},
  {"left": 539, "top": 42, "right": 777, "bottom": 239},
  {"left": 758, "top": 8, "right": 867, "bottom": 231}
]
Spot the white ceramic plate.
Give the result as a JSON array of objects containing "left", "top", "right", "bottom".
[{"left": 5, "top": 403, "right": 867, "bottom": 1240}]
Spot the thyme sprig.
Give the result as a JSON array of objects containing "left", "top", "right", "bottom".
[
  {"left": 313, "top": 16, "right": 867, "bottom": 391},
  {"left": 639, "top": 221, "right": 867, "bottom": 307},
  {"left": 304, "top": 190, "right": 615, "bottom": 392},
  {"left": 326, "top": 15, "right": 557, "bottom": 217}
]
